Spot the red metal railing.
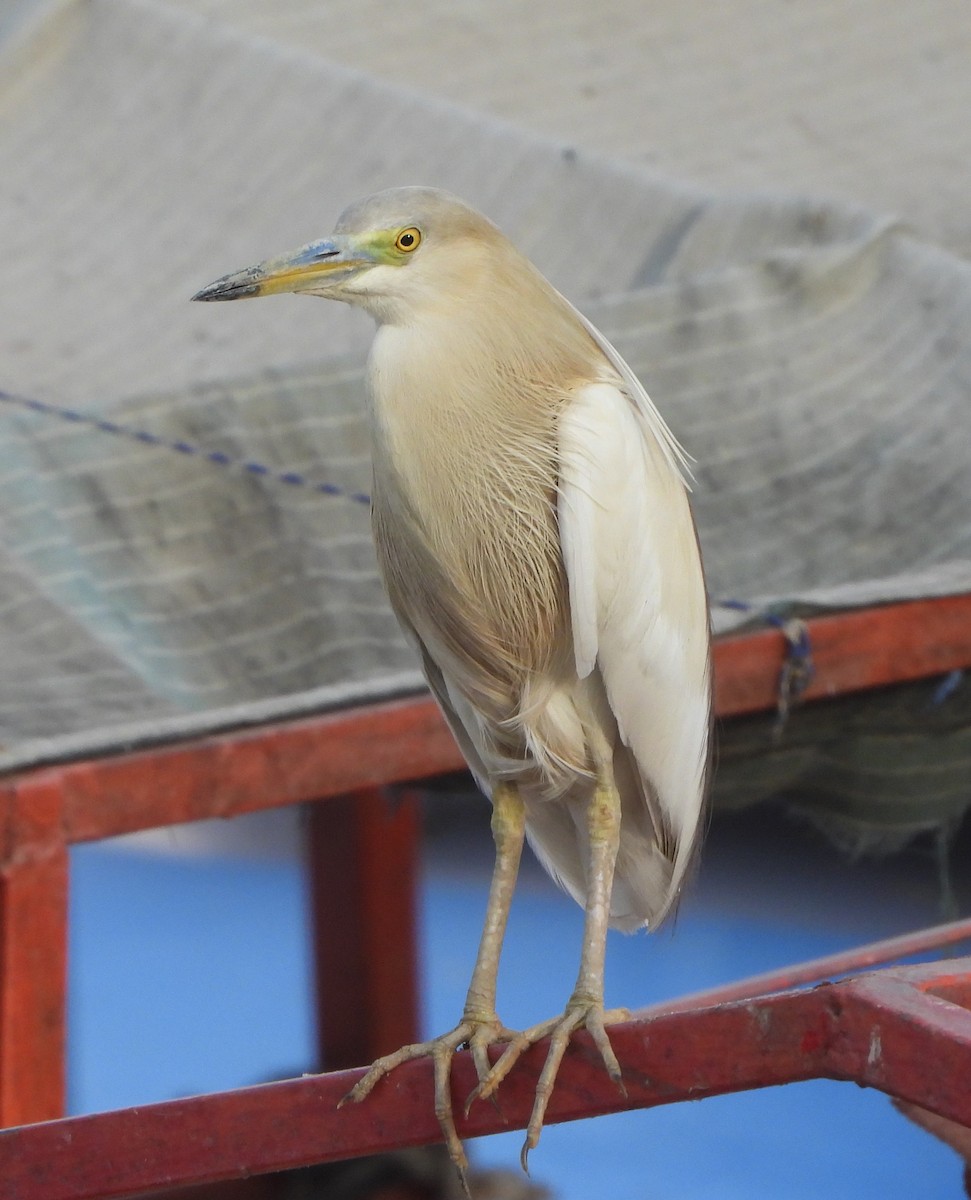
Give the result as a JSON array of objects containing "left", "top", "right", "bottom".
[{"left": 0, "top": 941, "right": 968, "bottom": 1200}]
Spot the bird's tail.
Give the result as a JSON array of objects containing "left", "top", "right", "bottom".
[{"left": 522, "top": 737, "right": 700, "bottom": 933}]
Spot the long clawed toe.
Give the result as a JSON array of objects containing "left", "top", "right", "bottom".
[
  {"left": 340, "top": 1027, "right": 473, "bottom": 1178},
  {"left": 342, "top": 1003, "right": 628, "bottom": 1182},
  {"left": 467, "top": 1020, "right": 519, "bottom": 1112},
  {"left": 341, "top": 1017, "right": 517, "bottom": 1187},
  {"left": 467, "top": 1000, "right": 631, "bottom": 1171}
]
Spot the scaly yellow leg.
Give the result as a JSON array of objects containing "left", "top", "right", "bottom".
[
  {"left": 342, "top": 782, "right": 526, "bottom": 1181},
  {"left": 469, "top": 769, "right": 629, "bottom": 1170}
]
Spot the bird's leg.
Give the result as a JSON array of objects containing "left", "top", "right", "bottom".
[
  {"left": 520, "top": 772, "right": 630, "bottom": 1165},
  {"left": 460, "top": 781, "right": 527, "bottom": 1075},
  {"left": 470, "top": 767, "right": 629, "bottom": 1170},
  {"left": 341, "top": 782, "right": 526, "bottom": 1177}
]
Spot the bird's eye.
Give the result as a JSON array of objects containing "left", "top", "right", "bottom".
[{"left": 395, "top": 227, "right": 421, "bottom": 253}]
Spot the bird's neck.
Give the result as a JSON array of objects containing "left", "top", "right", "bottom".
[
  {"left": 369, "top": 314, "right": 564, "bottom": 503},
  {"left": 366, "top": 280, "right": 596, "bottom": 456},
  {"left": 367, "top": 311, "right": 570, "bottom": 591}
]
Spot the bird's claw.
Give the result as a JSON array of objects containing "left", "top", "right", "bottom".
[
  {"left": 340, "top": 1016, "right": 517, "bottom": 1186},
  {"left": 341, "top": 1003, "right": 628, "bottom": 1177},
  {"left": 468, "top": 1000, "right": 631, "bottom": 1171}
]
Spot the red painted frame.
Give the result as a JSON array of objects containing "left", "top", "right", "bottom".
[
  {"left": 0, "top": 952, "right": 968, "bottom": 1200},
  {"left": 0, "top": 592, "right": 969, "bottom": 1180}
]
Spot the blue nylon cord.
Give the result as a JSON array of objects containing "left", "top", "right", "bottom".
[{"left": 0, "top": 387, "right": 372, "bottom": 507}]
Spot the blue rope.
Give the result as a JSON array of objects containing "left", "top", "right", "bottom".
[
  {"left": 719, "top": 598, "right": 815, "bottom": 732},
  {"left": 0, "top": 388, "right": 372, "bottom": 506},
  {"left": 719, "top": 597, "right": 799, "bottom": 634},
  {"left": 930, "top": 669, "right": 964, "bottom": 707}
]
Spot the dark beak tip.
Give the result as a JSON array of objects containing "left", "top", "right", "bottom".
[{"left": 191, "top": 281, "right": 260, "bottom": 302}]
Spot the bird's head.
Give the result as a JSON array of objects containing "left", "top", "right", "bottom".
[{"left": 192, "top": 186, "right": 509, "bottom": 324}]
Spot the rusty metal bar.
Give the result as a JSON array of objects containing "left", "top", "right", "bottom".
[
  {"left": 0, "top": 592, "right": 967, "bottom": 850},
  {"left": 0, "top": 777, "right": 68, "bottom": 1128},
  {"left": 1, "top": 958, "right": 968, "bottom": 1200},
  {"left": 825, "top": 965, "right": 971, "bottom": 1119},
  {"left": 642, "top": 916, "right": 971, "bottom": 1017},
  {"left": 49, "top": 695, "right": 465, "bottom": 844},
  {"left": 310, "top": 788, "right": 422, "bottom": 1070},
  {"left": 713, "top": 592, "right": 971, "bottom": 716}
]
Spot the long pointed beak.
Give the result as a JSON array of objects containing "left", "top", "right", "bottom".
[{"left": 191, "top": 235, "right": 376, "bottom": 302}]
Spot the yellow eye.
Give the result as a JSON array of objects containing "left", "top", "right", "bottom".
[{"left": 395, "top": 227, "right": 421, "bottom": 253}]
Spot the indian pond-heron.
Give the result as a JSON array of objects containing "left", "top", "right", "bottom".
[{"left": 194, "top": 186, "right": 712, "bottom": 1178}]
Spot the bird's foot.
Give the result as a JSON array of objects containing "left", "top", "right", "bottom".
[
  {"left": 340, "top": 1014, "right": 518, "bottom": 1186},
  {"left": 467, "top": 998, "right": 631, "bottom": 1171}
]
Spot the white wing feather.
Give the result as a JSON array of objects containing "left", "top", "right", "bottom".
[
  {"left": 557, "top": 349, "right": 711, "bottom": 922},
  {"left": 569, "top": 305, "right": 694, "bottom": 486}
]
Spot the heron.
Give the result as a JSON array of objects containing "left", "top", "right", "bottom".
[{"left": 193, "top": 186, "right": 711, "bottom": 1178}]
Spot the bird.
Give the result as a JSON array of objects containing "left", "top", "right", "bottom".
[{"left": 193, "top": 186, "right": 712, "bottom": 1181}]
